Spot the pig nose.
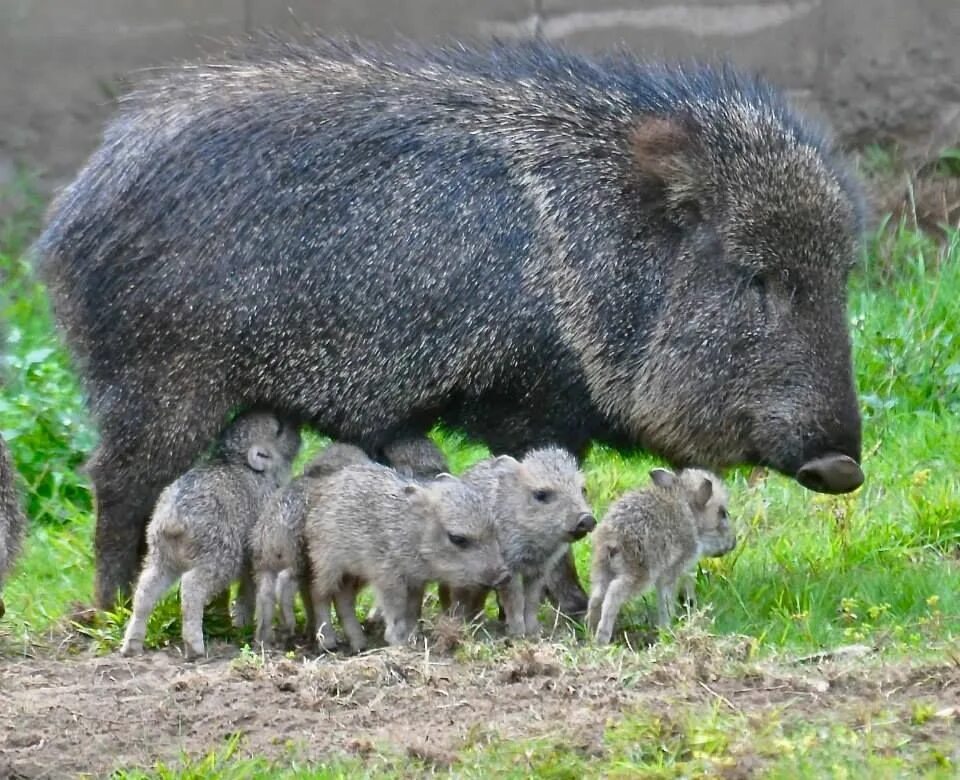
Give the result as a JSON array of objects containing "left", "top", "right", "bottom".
[
  {"left": 572, "top": 513, "right": 597, "bottom": 539},
  {"left": 492, "top": 569, "right": 512, "bottom": 588},
  {"left": 796, "top": 453, "right": 864, "bottom": 494}
]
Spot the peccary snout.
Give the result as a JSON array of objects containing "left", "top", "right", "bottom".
[
  {"left": 571, "top": 513, "right": 597, "bottom": 540},
  {"left": 796, "top": 454, "right": 864, "bottom": 494}
]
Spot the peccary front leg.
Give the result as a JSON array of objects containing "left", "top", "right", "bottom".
[
  {"left": 544, "top": 549, "right": 589, "bottom": 617},
  {"left": 254, "top": 569, "right": 278, "bottom": 647},
  {"left": 309, "top": 582, "right": 338, "bottom": 651},
  {"left": 595, "top": 575, "right": 636, "bottom": 645},
  {"left": 120, "top": 559, "right": 176, "bottom": 656},
  {"left": 679, "top": 571, "right": 697, "bottom": 616},
  {"left": 334, "top": 580, "right": 366, "bottom": 653},
  {"left": 585, "top": 569, "right": 610, "bottom": 637},
  {"left": 376, "top": 579, "right": 416, "bottom": 647},
  {"left": 404, "top": 584, "right": 426, "bottom": 646},
  {"left": 497, "top": 576, "right": 527, "bottom": 637},
  {"left": 522, "top": 576, "right": 546, "bottom": 636},
  {"left": 655, "top": 568, "right": 685, "bottom": 628},
  {"left": 233, "top": 565, "right": 256, "bottom": 629},
  {"left": 300, "top": 577, "right": 316, "bottom": 639}
]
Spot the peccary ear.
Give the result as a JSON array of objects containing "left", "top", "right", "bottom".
[
  {"left": 692, "top": 477, "right": 713, "bottom": 509},
  {"left": 247, "top": 446, "right": 272, "bottom": 472},
  {"left": 628, "top": 116, "right": 699, "bottom": 214},
  {"left": 649, "top": 468, "right": 676, "bottom": 488},
  {"left": 494, "top": 455, "right": 523, "bottom": 477},
  {"left": 404, "top": 482, "right": 441, "bottom": 507}
]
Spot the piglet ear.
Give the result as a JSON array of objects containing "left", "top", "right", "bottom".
[
  {"left": 649, "top": 468, "right": 676, "bottom": 489},
  {"left": 693, "top": 477, "right": 713, "bottom": 509},
  {"left": 404, "top": 482, "right": 440, "bottom": 508},
  {"left": 247, "top": 446, "right": 272, "bottom": 472}
]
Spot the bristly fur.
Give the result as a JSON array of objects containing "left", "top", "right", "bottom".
[
  {"left": 33, "top": 36, "right": 864, "bottom": 607},
  {"left": 0, "top": 436, "right": 27, "bottom": 614}
]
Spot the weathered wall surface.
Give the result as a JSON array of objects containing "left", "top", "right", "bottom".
[{"left": 1, "top": 0, "right": 959, "bottom": 193}]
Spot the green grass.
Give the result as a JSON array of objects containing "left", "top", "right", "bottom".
[{"left": 1, "top": 177, "right": 959, "bottom": 776}]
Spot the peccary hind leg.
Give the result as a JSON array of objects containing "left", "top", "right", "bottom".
[
  {"left": 120, "top": 560, "right": 176, "bottom": 656},
  {"left": 254, "top": 570, "right": 278, "bottom": 646},
  {"left": 92, "top": 476, "right": 161, "bottom": 611}
]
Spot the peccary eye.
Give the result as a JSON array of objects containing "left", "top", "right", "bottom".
[
  {"left": 533, "top": 489, "right": 553, "bottom": 503},
  {"left": 718, "top": 507, "right": 728, "bottom": 520},
  {"left": 448, "top": 533, "right": 470, "bottom": 549}
]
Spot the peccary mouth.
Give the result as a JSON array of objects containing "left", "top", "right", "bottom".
[{"left": 795, "top": 453, "right": 864, "bottom": 494}]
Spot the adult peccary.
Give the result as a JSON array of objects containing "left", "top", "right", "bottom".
[
  {"left": 303, "top": 463, "right": 510, "bottom": 651},
  {"left": 587, "top": 468, "right": 735, "bottom": 643},
  {"left": 0, "top": 435, "right": 27, "bottom": 619},
  {"left": 446, "top": 448, "right": 596, "bottom": 636},
  {"left": 33, "top": 37, "right": 865, "bottom": 611},
  {"left": 120, "top": 411, "right": 301, "bottom": 659}
]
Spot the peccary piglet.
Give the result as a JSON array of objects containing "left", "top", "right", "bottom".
[
  {"left": 366, "top": 436, "right": 452, "bottom": 625},
  {"left": 252, "top": 442, "right": 370, "bottom": 646},
  {"left": 449, "top": 448, "right": 596, "bottom": 636},
  {"left": 0, "top": 435, "right": 27, "bottom": 619},
  {"left": 121, "top": 411, "right": 301, "bottom": 658},
  {"left": 587, "top": 468, "right": 735, "bottom": 644},
  {"left": 304, "top": 463, "right": 509, "bottom": 652}
]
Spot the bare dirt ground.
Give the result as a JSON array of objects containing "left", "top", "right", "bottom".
[{"left": 2, "top": 625, "right": 958, "bottom": 778}]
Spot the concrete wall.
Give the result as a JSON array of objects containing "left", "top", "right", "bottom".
[{"left": 1, "top": 0, "right": 959, "bottom": 194}]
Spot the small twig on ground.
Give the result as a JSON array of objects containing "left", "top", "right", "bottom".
[{"left": 698, "top": 680, "right": 738, "bottom": 712}]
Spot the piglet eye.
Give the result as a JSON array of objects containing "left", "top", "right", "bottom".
[
  {"left": 448, "top": 533, "right": 470, "bottom": 549},
  {"left": 719, "top": 508, "right": 728, "bottom": 520},
  {"left": 533, "top": 489, "right": 553, "bottom": 503}
]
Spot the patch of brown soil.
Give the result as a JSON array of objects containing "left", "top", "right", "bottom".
[{"left": 0, "top": 636, "right": 957, "bottom": 777}]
